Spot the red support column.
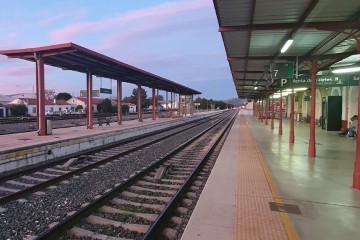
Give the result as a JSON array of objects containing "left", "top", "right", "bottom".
[
  {"left": 170, "top": 92, "right": 173, "bottom": 117},
  {"left": 260, "top": 99, "right": 264, "bottom": 122},
  {"left": 86, "top": 72, "right": 93, "bottom": 129},
  {"left": 308, "top": 60, "right": 317, "bottom": 157},
  {"left": 279, "top": 92, "right": 283, "bottom": 136},
  {"left": 185, "top": 95, "right": 187, "bottom": 116},
  {"left": 117, "top": 80, "right": 122, "bottom": 125},
  {"left": 289, "top": 90, "right": 295, "bottom": 143},
  {"left": 166, "top": 91, "right": 168, "bottom": 113},
  {"left": 35, "top": 54, "right": 46, "bottom": 136},
  {"left": 353, "top": 39, "right": 360, "bottom": 188},
  {"left": 179, "top": 94, "right": 181, "bottom": 116},
  {"left": 152, "top": 88, "right": 156, "bottom": 120},
  {"left": 156, "top": 89, "right": 159, "bottom": 119},
  {"left": 265, "top": 96, "right": 268, "bottom": 125},
  {"left": 189, "top": 95, "right": 192, "bottom": 115},
  {"left": 253, "top": 100, "right": 256, "bottom": 116},
  {"left": 35, "top": 59, "right": 39, "bottom": 130},
  {"left": 271, "top": 97, "right": 274, "bottom": 130},
  {"left": 137, "top": 84, "right": 143, "bottom": 122},
  {"left": 354, "top": 70, "right": 360, "bottom": 189}
]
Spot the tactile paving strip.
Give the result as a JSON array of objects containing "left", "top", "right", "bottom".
[{"left": 234, "top": 116, "right": 289, "bottom": 240}]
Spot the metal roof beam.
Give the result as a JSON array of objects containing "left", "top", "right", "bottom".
[
  {"left": 219, "top": 21, "right": 360, "bottom": 32},
  {"left": 232, "top": 70, "right": 269, "bottom": 74},
  {"left": 228, "top": 51, "right": 358, "bottom": 61}
]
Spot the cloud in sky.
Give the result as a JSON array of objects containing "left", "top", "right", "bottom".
[
  {"left": 38, "top": 13, "right": 65, "bottom": 27},
  {"left": 0, "top": 0, "right": 236, "bottom": 100},
  {"left": 50, "top": 0, "right": 211, "bottom": 42}
]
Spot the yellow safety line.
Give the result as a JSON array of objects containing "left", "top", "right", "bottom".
[{"left": 247, "top": 121, "right": 299, "bottom": 240}]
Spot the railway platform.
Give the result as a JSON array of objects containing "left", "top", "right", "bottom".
[
  {"left": 181, "top": 110, "right": 360, "bottom": 240},
  {"left": 0, "top": 111, "right": 216, "bottom": 174}
]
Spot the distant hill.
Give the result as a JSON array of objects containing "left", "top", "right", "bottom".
[{"left": 223, "top": 98, "right": 246, "bottom": 106}]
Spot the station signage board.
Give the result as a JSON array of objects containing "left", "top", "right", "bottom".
[
  {"left": 100, "top": 88, "right": 112, "bottom": 94},
  {"left": 80, "top": 90, "right": 100, "bottom": 97},
  {"left": 271, "top": 62, "right": 294, "bottom": 79},
  {"left": 276, "top": 73, "right": 359, "bottom": 89}
]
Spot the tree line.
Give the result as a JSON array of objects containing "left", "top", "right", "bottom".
[{"left": 8, "top": 89, "right": 233, "bottom": 116}]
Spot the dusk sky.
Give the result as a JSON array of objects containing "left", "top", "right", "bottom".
[{"left": 0, "top": 0, "right": 237, "bottom": 100}]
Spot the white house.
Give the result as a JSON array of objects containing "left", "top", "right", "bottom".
[
  {"left": 158, "top": 100, "right": 179, "bottom": 109},
  {"left": 67, "top": 97, "right": 102, "bottom": 113},
  {"left": 122, "top": 102, "right": 136, "bottom": 113},
  {"left": 9, "top": 98, "right": 74, "bottom": 116}
]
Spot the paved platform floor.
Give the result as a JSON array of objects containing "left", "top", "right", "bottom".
[
  {"left": 181, "top": 110, "right": 360, "bottom": 240},
  {"left": 0, "top": 112, "right": 212, "bottom": 152},
  {"left": 0, "top": 116, "right": 171, "bottom": 152}
]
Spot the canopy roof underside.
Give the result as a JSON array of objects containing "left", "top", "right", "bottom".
[
  {"left": 0, "top": 42, "right": 201, "bottom": 95},
  {"left": 213, "top": 0, "right": 360, "bottom": 99}
]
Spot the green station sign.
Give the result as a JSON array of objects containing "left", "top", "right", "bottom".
[
  {"left": 276, "top": 73, "right": 360, "bottom": 89},
  {"left": 271, "top": 62, "right": 294, "bottom": 79}
]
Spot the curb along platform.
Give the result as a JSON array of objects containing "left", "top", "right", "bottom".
[{"left": 0, "top": 112, "right": 216, "bottom": 174}]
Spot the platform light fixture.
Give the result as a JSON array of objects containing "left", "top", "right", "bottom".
[
  {"left": 280, "top": 39, "right": 294, "bottom": 53},
  {"left": 331, "top": 65, "right": 360, "bottom": 74},
  {"left": 284, "top": 88, "right": 308, "bottom": 92},
  {"left": 254, "top": 86, "right": 258, "bottom": 90}
]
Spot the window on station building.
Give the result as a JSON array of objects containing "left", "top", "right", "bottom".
[
  {"left": 50, "top": 107, "right": 54, "bottom": 112},
  {"left": 32, "top": 107, "right": 36, "bottom": 114}
]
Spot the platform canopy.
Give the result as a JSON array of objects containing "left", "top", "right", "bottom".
[
  {"left": 0, "top": 42, "right": 201, "bottom": 95},
  {"left": 213, "top": 0, "right": 360, "bottom": 99}
]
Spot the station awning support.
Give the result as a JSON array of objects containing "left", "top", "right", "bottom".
[
  {"left": 117, "top": 80, "right": 122, "bottom": 125},
  {"left": 86, "top": 72, "right": 93, "bottom": 129},
  {"left": 35, "top": 54, "right": 46, "bottom": 136},
  {"left": 308, "top": 60, "right": 317, "bottom": 158}
]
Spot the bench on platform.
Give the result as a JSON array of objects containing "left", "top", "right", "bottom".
[{"left": 97, "top": 116, "right": 110, "bottom": 127}]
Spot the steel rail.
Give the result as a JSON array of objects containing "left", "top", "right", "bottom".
[
  {"left": 35, "top": 110, "right": 237, "bottom": 239},
  {"left": 142, "top": 110, "right": 238, "bottom": 239},
  {"left": 0, "top": 112, "right": 223, "bottom": 205}
]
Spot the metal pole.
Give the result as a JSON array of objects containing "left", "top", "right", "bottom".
[
  {"left": 166, "top": 91, "right": 168, "bottom": 112},
  {"left": 290, "top": 56, "right": 298, "bottom": 143},
  {"left": 137, "top": 83, "right": 143, "bottom": 122},
  {"left": 308, "top": 60, "right": 317, "bottom": 157},
  {"left": 156, "top": 89, "right": 159, "bottom": 119},
  {"left": 86, "top": 72, "right": 93, "bottom": 129},
  {"left": 289, "top": 89, "right": 295, "bottom": 143},
  {"left": 152, "top": 88, "right": 156, "bottom": 120},
  {"left": 253, "top": 100, "right": 256, "bottom": 116},
  {"left": 178, "top": 94, "right": 181, "bottom": 116},
  {"left": 265, "top": 96, "right": 268, "bottom": 125},
  {"left": 35, "top": 54, "right": 46, "bottom": 136},
  {"left": 170, "top": 92, "right": 173, "bottom": 118},
  {"left": 271, "top": 96, "right": 274, "bottom": 130},
  {"left": 117, "top": 80, "right": 122, "bottom": 125},
  {"left": 261, "top": 99, "right": 264, "bottom": 122},
  {"left": 279, "top": 91, "right": 283, "bottom": 136},
  {"left": 354, "top": 70, "right": 360, "bottom": 189}
]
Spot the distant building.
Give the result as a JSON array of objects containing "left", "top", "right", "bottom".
[
  {"left": 67, "top": 97, "right": 103, "bottom": 113},
  {"left": 246, "top": 101, "right": 254, "bottom": 110},
  {"left": 9, "top": 98, "right": 74, "bottom": 116},
  {"left": 110, "top": 100, "right": 136, "bottom": 113},
  {"left": 123, "top": 102, "right": 136, "bottom": 113},
  {"left": 158, "top": 100, "right": 178, "bottom": 110}
]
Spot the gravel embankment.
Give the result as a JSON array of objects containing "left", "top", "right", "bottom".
[{"left": 0, "top": 120, "right": 212, "bottom": 239}]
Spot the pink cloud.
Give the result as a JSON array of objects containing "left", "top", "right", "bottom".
[
  {"left": 0, "top": 66, "right": 35, "bottom": 77},
  {"left": 49, "top": 0, "right": 211, "bottom": 42},
  {"left": 38, "top": 13, "right": 65, "bottom": 26}
]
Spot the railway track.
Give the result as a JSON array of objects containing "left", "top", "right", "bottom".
[
  {"left": 0, "top": 112, "right": 224, "bottom": 205},
  {"left": 35, "top": 110, "right": 238, "bottom": 240},
  {"left": 0, "top": 112, "right": 153, "bottom": 135}
]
